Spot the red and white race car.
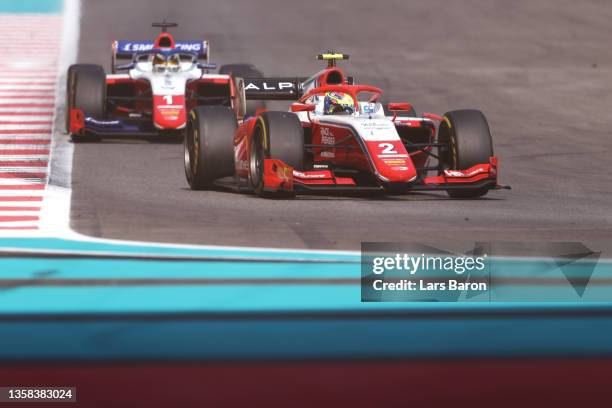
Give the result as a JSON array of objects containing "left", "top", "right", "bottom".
[
  {"left": 184, "top": 53, "right": 508, "bottom": 198},
  {"left": 66, "top": 21, "right": 261, "bottom": 142}
]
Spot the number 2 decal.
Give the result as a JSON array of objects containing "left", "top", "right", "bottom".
[
  {"left": 163, "top": 95, "right": 173, "bottom": 104},
  {"left": 378, "top": 143, "right": 397, "bottom": 154}
]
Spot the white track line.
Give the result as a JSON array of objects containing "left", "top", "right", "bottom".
[
  {"left": 0, "top": 100, "right": 54, "bottom": 104},
  {"left": 0, "top": 191, "right": 44, "bottom": 197},
  {"left": 0, "top": 116, "right": 54, "bottom": 121},
  {"left": 0, "top": 168, "right": 48, "bottom": 173}
]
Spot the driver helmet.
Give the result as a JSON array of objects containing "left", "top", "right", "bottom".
[
  {"left": 151, "top": 53, "right": 166, "bottom": 72},
  {"left": 323, "top": 91, "right": 354, "bottom": 115},
  {"left": 166, "top": 54, "right": 180, "bottom": 72},
  {"left": 151, "top": 53, "right": 180, "bottom": 73}
]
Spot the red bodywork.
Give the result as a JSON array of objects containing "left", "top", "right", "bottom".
[
  {"left": 70, "top": 31, "right": 241, "bottom": 137},
  {"left": 102, "top": 64, "right": 239, "bottom": 130},
  {"left": 233, "top": 66, "right": 500, "bottom": 195}
]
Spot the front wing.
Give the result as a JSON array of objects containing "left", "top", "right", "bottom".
[
  {"left": 260, "top": 157, "right": 508, "bottom": 195},
  {"left": 69, "top": 108, "right": 162, "bottom": 137}
]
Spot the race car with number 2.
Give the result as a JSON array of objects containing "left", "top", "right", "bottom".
[{"left": 184, "top": 52, "right": 509, "bottom": 198}]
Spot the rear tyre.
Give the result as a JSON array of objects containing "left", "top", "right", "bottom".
[
  {"left": 66, "top": 64, "right": 106, "bottom": 142},
  {"left": 219, "top": 63, "right": 266, "bottom": 117},
  {"left": 249, "top": 111, "right": 304, "bottom": 197},
  {"left": 438, "top": 109, "right": 493, "bottom": 198},
  {"left": 184, "top": 106, "right": 237, "bottom": 190}
]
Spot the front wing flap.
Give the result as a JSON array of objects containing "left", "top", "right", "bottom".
[
  {"left": 261, "top": 157, "right": 508, "bottom": 194},
  {"left": 69, "top": 108, "right": 159, "bottom": 137}
]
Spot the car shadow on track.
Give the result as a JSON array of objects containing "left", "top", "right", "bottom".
[
  {"left": 70, "top": 136, "right": 184, "bottom": 145},
  {"left": 288, "top": 194, "right": 505, "bottom": 202},
  {"left": 179, "top": 187, "right": 505, "bottom": 202}
]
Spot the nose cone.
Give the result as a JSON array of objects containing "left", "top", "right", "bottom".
[
  {"left": 153, "top": 94, "right": 186, "bottom": 129},
  {"left": 364, "top": 140, "right": 417, "bottom": 183}
]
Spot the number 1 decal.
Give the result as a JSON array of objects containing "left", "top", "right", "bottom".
[
  {"left": 163, "top": 95, "right": 173, "bottom": 104},
  {"left": 378, "top": 143, "right": 397, "bottom": 154}
]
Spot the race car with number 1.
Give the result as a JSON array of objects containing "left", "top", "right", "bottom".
[{"left": 66, "top": 21, "right": 264, "bottom": 142}]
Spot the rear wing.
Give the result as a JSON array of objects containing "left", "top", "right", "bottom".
[
  {"left": 244, "top": 76, "right": 353, "bottom": 100},
  {"left": 111, "top": 40, "right": 209, "bottom": 73}
]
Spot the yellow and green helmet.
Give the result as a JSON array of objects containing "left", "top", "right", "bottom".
[{"left": 323, "top": 91, "right": 354, "bottom": 115}]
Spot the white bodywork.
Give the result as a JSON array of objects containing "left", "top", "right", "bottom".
[{"left": 129, "top": 61, "right": 203, "bottom": 97}]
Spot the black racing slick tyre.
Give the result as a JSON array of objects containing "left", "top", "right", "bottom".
[
  {"left": 184, "top": 106, "right": 237, "bottom": 190},
  {"left": 66, "top": 64, "right": 106, "bottom": 142},
  {"left": 219, "top": 63, "right": 266, "bottom": 117},
  {"left": 249, "top": 111, "right": 305, "bottom": 197},
  {"left": 438, "top": 109, "right": 494, "bottom": 198}
]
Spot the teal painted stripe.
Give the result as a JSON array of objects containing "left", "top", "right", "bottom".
[
  {"left": 0, "top": 257, "right": 356, "bottom": 279},
  {"left": 0, "top": 285, "right": 367, "bottom": 313},
  {"left": 2, "top": 286, "right": 612, "bottom": 313},
  {"left": 0, "top": 0, "right": 62, "bottom": 13},
  {"left": 0, "top": 238, "right": 357, "bottom": 261},
  {"left": 0, "top": 285, "right": 437, "bottom": 313},
  {"left": 2, "top": 256, "right": 610, "bottom": 280},
  {"left": 0, "top": 254, "right": 611, "bottom": 312},
  {"left": 1, "top": 238, "right": 612, "bottom": 360}
]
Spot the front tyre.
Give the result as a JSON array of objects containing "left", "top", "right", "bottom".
[
  {"left": 438, "top": 109, "right": 493, "bottom": 198},
  {"left": 249, "top": 111, "right": 305, "bottom": 197},
  {"left": 66, "top": 64, "right": 106, "bottom": 143},
  {"left": 184, "top": 106, "right": 237, "bottom": 190}
]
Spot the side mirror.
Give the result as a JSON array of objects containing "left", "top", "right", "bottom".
[
  {"left": 115, "top": 63, "right": 135, "bottom": 71},
  {"left": 290, "top": 103, "right": 316, "bottom": 113},
  {"left": 197, "top": 62, "right": 217, "bottom": 70},
  {"left": 387, "top": 102, "right": 413, "bottom": 112}
]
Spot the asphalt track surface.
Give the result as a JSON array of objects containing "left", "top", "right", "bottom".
[{"left": 71, "top": 0, "right": 612, "bottom": 250}]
